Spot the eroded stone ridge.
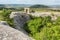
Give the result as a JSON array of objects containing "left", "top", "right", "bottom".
[
  {"left": 0, "top": 25, "right": 34, "bottom": 40},
  {"left": 10, "top": 12, "right": 30, "bottom": 30}
]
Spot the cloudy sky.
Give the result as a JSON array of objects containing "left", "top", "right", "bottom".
[{"left": 0, "top": 0, "right": 60, "bottom": 5}]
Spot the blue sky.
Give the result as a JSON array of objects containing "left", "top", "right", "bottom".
[{"left": 0, "top": 0, "right": 60, "bottom": 5}]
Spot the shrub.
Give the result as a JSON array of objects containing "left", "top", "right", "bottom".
[
  {"left": 24, "top": 16, "right": 60, "bottom": 40},
  {"left": 0, "top": 9, "right": 14, "bottom": 27}
]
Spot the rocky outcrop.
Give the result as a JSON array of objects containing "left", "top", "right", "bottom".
[
  {"left": 2, "top": 11, "right": 60, "bottom": 40},
  {"left": 30, "top": 12, "right": 60, "bottom": 20},
  {"left": 0, "top": 24, "right": 33, "bottom": 40},
  {"left": 10, "top": 12, "right": 60, "bottom": 30},
  {"left": 10, "top": 12, "right": 30, "bottom": 30},
  {"left": 0, "top": 12, "right": 34, "bottom": 40},
  {"left": 9, "top": 12, "right": 34, "bottom": 40},
  {"left": 9, "top": 12, "right": 60, "bottom": 40}
]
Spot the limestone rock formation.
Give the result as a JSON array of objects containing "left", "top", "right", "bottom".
[
  {"left": 0, "top": 25, "right": 33, "bottom": 40},
  {"left": 0, "top": 12, "right": 34, "bottom": 40},
  {"left": 9, "top": 12, "right": 34, "bottom": 40},
  {"left": 10, "top": 12, "right": 30, "bottom": 30}
]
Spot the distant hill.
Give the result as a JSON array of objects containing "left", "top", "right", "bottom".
[
  {"left": 30, "top": 4, "right": 49, "bottom": 8},
  {"left": 0, "top": 4, "right": 32, "bottom": 8},
  {"left": 0, "top": 4, "right": 60, "bottom": 9},
  {"left": 49, "top": 5, "right": 60, "bottom": 8},
  {"left": 0, "top": 4, "right": 5, "bottom": 7}
]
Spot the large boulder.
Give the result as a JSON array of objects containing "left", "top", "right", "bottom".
[
  {"left": 0, "top": 25, "right": 34, "bottom": 40},
  {"left": 10, "top": 12, "right": 30, "bottom": 30}
]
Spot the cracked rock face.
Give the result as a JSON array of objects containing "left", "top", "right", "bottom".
[
  {"left": 10, "top": 12, "right": 30, "bottom": 30},
  {"left": 0, "top": 25, "right": 33, "bottom": 40}
]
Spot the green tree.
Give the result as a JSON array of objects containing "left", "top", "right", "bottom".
[
  {"left": 24, "top": 16, "right": 60, "bottom": 40},
  {"left": 0, "top": 9, "right": 14, "bottom": 27},
  {"left": 2, "top": 9, "right": 11, "bottom": 18},
  {"left": 25, "top": 17, "right": 42, "bottom": 35},
  {"left": 39, "top": 25, "right": 60, "bottom": 40},
  {"left": 55, "top": 16, "right": 60, "bottom": 25}
]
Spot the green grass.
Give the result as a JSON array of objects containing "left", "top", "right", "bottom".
[{"left": 30, "top": 8, "right": 60, "bottom": 12}]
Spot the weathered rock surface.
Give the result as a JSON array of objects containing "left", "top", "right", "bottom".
[
  {"left": 10, "top": 12, "right": 30, "bottom": 30},
  {"left": 9, "top": 12, "right": 34, "bottom": 40},
  {"left": 0, "top": 12, "right": 34, "bottom": 40},
  {"left": 0, "top": 24, "right": 34, "bottom": 40}
]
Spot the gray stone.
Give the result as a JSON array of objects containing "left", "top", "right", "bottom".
[{"left": 0, "top": 25, "right": 34, "bottom": 40}]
